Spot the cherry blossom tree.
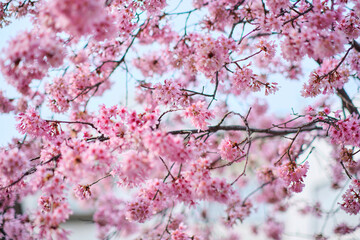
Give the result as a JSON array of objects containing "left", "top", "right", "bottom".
[{"left": 1, "top": 0, "right": 360, "bottom": 239}]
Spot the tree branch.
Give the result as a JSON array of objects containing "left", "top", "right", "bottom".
[{"left": 168, "top": 124, "right": 322, "bottom": 136}]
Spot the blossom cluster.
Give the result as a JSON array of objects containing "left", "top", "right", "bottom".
[
  {"left": 15, "top": 108, "right": 55, "bottom": 139},
  {"left": 218, "top": 138, "right": 244, "bottom": 162},
  {"left": 39, "top": 0, "right": 116, "bottom": 40},
  {"left": 302, "top": 59, "right": 349, "bottom": 97},
  {"left": 0, "top": 30, "right": 65, "bottom": 94},
  {"left": 329, "top": 114, "right": 360, "bottom": 147},
  {"left": 278, "top": 161, "right": 309, "bottom": 193},
  {"left": 184, "top": 101, "right": 214, "bottom": 130},
  {"left": 340, "top": 179, "right": 360, "bottom": 215}
]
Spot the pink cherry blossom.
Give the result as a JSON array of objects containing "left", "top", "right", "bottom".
[
  {"left": 15, "top": 107, "right": 55, "bottom": 139},
  {"left": 278, "top": 161, "right": 309, "bottom": 193},
  {"left": 218, "top": 138, "right": 244, "bottom": 162},
  {"left": 264, "top": 218, "right": 284, "bottom": 240},
  {"left": 184, "top": 101, "right": 214, "bottom": 130},
  {"left": 340, "top": 179, "right": 360, "bottom": 215}
]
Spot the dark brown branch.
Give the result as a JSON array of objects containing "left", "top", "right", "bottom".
[
  {"left": 336, "top": 88, "right": 359, "bottom": 115},
  {"left": 320, "top": 45, "right": 353, "bottom": 80},
  {"left": 340, "top": 161, "right": 352, "bottom": 180},
  {"left": 353, "top": 39, "right": 360, "bottom": 52},
  {"left": 156, "top": 109, "right": 181, "bottom": 129},
  {"left": 159, "top": 157, "right": 176, "bottom": 181},
  {"left": 180, "top": 88, "right": 213, "bottom": 97},
  {"left": 231, "top": 109, "right": 252, "bottom": 185},
  {"left": 89, "top": 174, "right": 112, "bottom": 187},
  {"left": 168, "top": 124, "right": 322, "bottom": 136},
  {"left": 68, "top": 81, "right": 103, "bottom": 102},
  {"left": 0, "top": 154, "right": 61, "bottom": 190},
  {"left": 208, "top": 72, "right": 219, "bottom": 108},
  {"left": 283, "top": 6, "right": 313, "bottom": 25},
  {"left": 231, "top": 50, "right": 262, "bottom": 63},
  {"left": 153, "top": 163, "right": 175, "bottom": 200},
  {"left": 242, "top": 179, "right": 276, "bottom": 205},
  {"left": 209, "top": 154, "right": 246, "bottom": 170},
  {"left": 45, "top": 119, "right": 100, "bottom": 132}
]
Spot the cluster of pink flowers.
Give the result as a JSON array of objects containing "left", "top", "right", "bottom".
[
  {"left": 192, "top": 35, "right": 236, "bottom": 78},
  {"left": 170, "top": 224, "right": 191, "bottom": 240},
  {"left": 218, "top": 138, "right": 244, "bottom": 162},
  {"left": 302, "top": 59, "right": 349, "bottom": 97},
  {"left": 183, "top": 158, "right": 234, "bottom": 203},
  {"left": 329, "top": 114, "right": 360, "bottom": 147},
  {"left": 0, "top": 209, "right": 32, "bottom": 240},
  {"left": 153, "top": 79, "right": 189, "bottom": 106},
  {"left": 168, "top": 177, "right": 194, "bottom": 205},
  {"left": 338, "top": 11, "right": 360, "bottom": 39},
  {"left": 311, "top": 30, "right": 346, "bottom": 60},
  {"left": 133, "top": 53, "right": 168, "bottom": 77},
  {"left": 231, "top": 66, "right": 260, "bottom": 94},
  {"left": 280, "top": 7, "right": 347, "bottom": 62},
  {"left": 184, "top": 101, "right": 214, "bottom": 130},
  {"left": 257, "top": 166, "right": 276, "bottom": 183},
  {"left": 15, "top": 108, "right": 55, "bottom": 139},
  {"left": 112, "top": 150, "right": 152, "bottom": 187},
  {"left": 0, "top": 30, "right": 65, "bottom": 94},
  {"left": 93, "top": 104, "right": 128, "bottom": 137},
  {"left": 125, "top": 180, "right": 164, "bottom": 223},
  {"left": 59, "top": 140, "right": 114, "bottom": 183},
  {"left": 45, "top": 77, "right": 71, "bottom": 113},
  {"left": 291, "top": 1, "right": 347, "bottom": 57},
  {"left": 138, "top": 18, "right": 177, "bottom": 45},
  {"left": 304, "top": 105, "right": 331, "bottom": 122},
  {"left": 280, "top": 29, "right": 307, "bottom": 63},
  {"left": 308, "top": 0, "right": 342, "bottom": 30},
  {"left": 33, "top": 172, "right": 66, "bottom": 200},
  {"left": 340, "top": 179, "right": 360, "bottom": 215},
  {"left": 337, "top": 147, "right": 360, "bottom": 176},
  {"left": 114, "top": 5, "right": 137, "bottom": 39},
  {"left": 256, "top": 179, "right": 290, "bottom": 204},
  {"left": 266, "top": 0, "right": 289, "bottom": 14},
  {"left": 334, "top": 223, "right": 357, "bottom": 235},
  {"left": 66, "top": 64, "right": 110, "bottom": 103},
  {"left": 348, "top": 51, "right": 360, "bottom": 74},
  {"left": 231, "top": 65, "right": 279, "bottom": 95},
  {"left": 126, "top": 109, "right": 158, "bottom": 133},
  {"left": 126, "top": 179, "right": 189, "bottom": 224},
  {"left": 166, "top": 39, "right": 196, "bottom": 76},
  {"left": 94, "top": 194, "right": 135, "bottom": 239},
  {"left": 255, "top": 38, "right": 276, "bottom": 59},
  {"left": 225, "top": 196, "right": 252, "bottom": 226},
  {"left": 139, "top": 0, "right": 167, "bottom": 15},
  {"left": 278, "top": 161, "right": 309, "bottom": 193},
  {"left": 0, "top": 148, "right": 28, "bottom": 185},
  {"left": 0, "top": 91, "right": 14, "bottom": 113},
  {"left": 196, "top": 177, "right": 234, "bottom": 203},
  {"left": 46, "top": 65, "right": 111, "bottom": 114},
  {"left": 263, "top": 218, "right": 284, "bottom": 240},
  {"left": 40, "top": 0, "right": 114, "bottom": 39},
  {"left": 123, "top": 157, "right": 237, "bottom": 225},
  {"left": 73, "top": 185, "right": 92, "bottom": 200},
  {"left": 35, "top": 195, "right": 72, "bottom": 239},
  {"left": 143, "top": 130, "right": 192, "bottom": 163},
  {"left": 299, "top": 202, "right": 322, "bottom": 218},
  {"left": 201, "top": 0, "right": 240, "bottom": 31}
]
